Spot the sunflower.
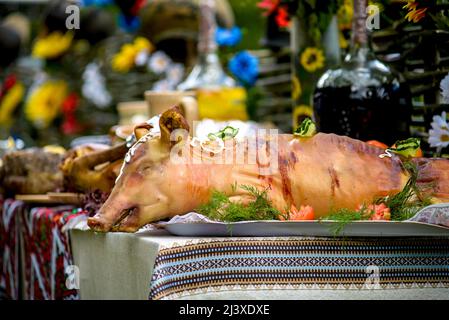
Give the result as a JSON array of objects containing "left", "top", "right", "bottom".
[
  {"left": 403, "top": 0, "right": 427, "bottom": 23},
  {"left": 291, "top": 76, "right": 302, "bottom": 100},
  {"left": 0, "top": 82, "right": 25, "bottom": 125},
  {"left": 32, "top": 32, "right": 74, "bottom": 59},
  {"left": 300, "top": 47, "right": 325, "bottom": 73},
  {"left": 25, "top": 80, "right": 68, "bottom": 129}
]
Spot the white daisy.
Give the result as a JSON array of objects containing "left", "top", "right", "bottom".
[
  {"left": 147, "top": 51, "right": 171, "bottom": 74},
  {"left": 82, "top": 62, "right": 112, "bottom": 108},
  {"left": 429, "top": 111, "right": 449, "bottom": 151},
  {"left": 152, "top": 79, "right": 175, "bottom": 92},
  {"left": 428, "top": 128, "right": 449, "bottom": 149},
  {"left": 135, "top": 49, "right": 149, "bottom": 67},
  {"left": 166, "top": 63, "right": 185, "bottom": 85},
  {"left": 440, "top": 73, "right": 449, "bottom": 104},
  {"left": 430, "top": 111, "right": 448, "bottom": 131}
]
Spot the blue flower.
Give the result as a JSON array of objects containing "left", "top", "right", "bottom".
[
  {"left": 215, "top": 27, "right": 242, "bottom": 47},
  {"left": 80, "top": 0, "right": 113, "bottom": 6},
  {"left": 118, "top": 14, "right": 140, "bottom": 33},
  {"left": 228, "top": 51, "right": 259, "bottom": 86}
]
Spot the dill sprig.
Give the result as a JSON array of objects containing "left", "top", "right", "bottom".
[
  {"left": 321, "top": 207, "right": 368, "bottom": 236},
  {"left": 375, "top": 161, "right": 431, "bottom": 221},
  {"left": 197, "top": 184, "right": 281, "bottom": 222},
  {"left": 322, "top": 160, "right": 433, "bottom": 236}
]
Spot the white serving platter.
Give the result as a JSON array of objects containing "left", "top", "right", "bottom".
[{"left": 164, "top": 220, "right": 449, "bottom": 237}]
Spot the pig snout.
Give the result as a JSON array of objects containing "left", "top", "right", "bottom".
[{"left": 87, "top": 194, "right": 134, "bottom": 232}]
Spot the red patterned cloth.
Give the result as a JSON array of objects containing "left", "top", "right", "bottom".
[
  {"left": 0, "top": 200, "right": 87, "bottom": 300},
  {"left": 0, "top": 199, "right": 23, "bottom": 299}
]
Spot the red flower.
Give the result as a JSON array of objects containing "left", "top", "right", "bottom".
[
  {"left": 0, "top": 74, "right": 17, "bottom": 100},
  {"left": 62, "top": 93, "right": 78, "bottom": 114},
  {"left": 130, "top": 0, "right": 147, "bottom": 16},
  {"left": 4, "top": 74, "right": 17, "bottom": 91},
  {"left": 61, "top": 93, "right": 82, "bottom": 135},
  {"left": 257, "top": 0, "right": 280, "bottom": 16},
  {"left": 275, "top": 6, "right": 291, "bottom": 28},
  {"left": 62, "top": 115, "right": 82, "bottom": 135}
]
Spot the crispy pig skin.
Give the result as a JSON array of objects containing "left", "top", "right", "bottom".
[{"left": 87, "top": 108, "right": 449, "bottom": 233}]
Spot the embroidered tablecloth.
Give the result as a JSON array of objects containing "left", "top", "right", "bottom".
[
  {"left": 0, "top": 200, "right": 86, "bottom": 300},
  {"left": 68, "top": 229, "right": 449, "bottom": 300},
  {"left": 149, "top": 237, "right": 449, "bottom": 300},
  {"left": 0, "top": 199, "right": 22, "bottom": 299}
]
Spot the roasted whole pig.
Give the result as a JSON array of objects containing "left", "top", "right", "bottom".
[
  {"left": 88, "top": 107, "right": 449, "bottom": 232},
  {"left": 61, "top": 143, "right": 127, "bottom": 193},
  {"left": 1, "top": 148, "right": 64, "bottom": 195}
]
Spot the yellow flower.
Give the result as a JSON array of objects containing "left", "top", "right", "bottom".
[
  {"left": 112, "top": 43, "right": 140, "bottom": 73},
  {"left": 292, "top": 76, "right": 302, "bottom": 100},
  {"left": 338, "top": 0, "right": 353, "bottom": 31},
  {"left": 403, "top": 0, "right": 427, "bottom": 23},
  {"left": 112, "top": 53, "right": 134, "bottom": 73},
  {"left": 339, "top": 31, "right": 349, "bottom": 49},
  {"left": 368, "top": 1, "right": 384, "bottom": 13},
  {"left": 25, "top": 80, "right": 68, "bottom": 128},
  {"left": 134, "top": 37, "right": 154, "bottom": 52},
  {"left": 0, "top": 82, "right": 25, "bottom": 125},
  {"left": 32, "top": 32, "right": 73, "bottom": 59},
  {"left": 300, "top": 47, "right": 325, "bottom": 73},
  {"left": 293, "top": 105, "right": 313, "bottom": 129},
  {"left": 111, "top": 37, "right": 154, "bottom": 73}
]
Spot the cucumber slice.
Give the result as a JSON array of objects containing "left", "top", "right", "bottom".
[
  {"left": 390, "top": 138, "right": 421, "bottom": 157},
  {"left": 294, "top": 118, "right": 316, "bottom": 138},
  {"left": 207, "top": 126, "right": 239, "bottom": 141},
  {"left": 207, "top": 133, "right": 218, "bottom": 141}
]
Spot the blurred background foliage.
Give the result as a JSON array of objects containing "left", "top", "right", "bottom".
[{"left": 228, "top": 0, "right": 265, "bottom": 50}]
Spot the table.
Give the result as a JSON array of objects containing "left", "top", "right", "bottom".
[
  {"left": 0, "top": 199, "right": 84, "bottom": 300},
  {"left": 2, "top": 199, "right": 449, "bottom": 300},
  {"left": 70, "top": 229, "right": 449, "bottom": 300}
]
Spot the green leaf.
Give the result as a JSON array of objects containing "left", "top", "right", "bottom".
[{"left": 197, "top": 184, "right": 281, "bottom": 222}]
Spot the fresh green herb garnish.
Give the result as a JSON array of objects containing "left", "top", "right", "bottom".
[
  {"left": 294, "top": 118, "right": 316, "bottom": 137},
  {"left": 321, "top": 207, "right": 368, "bottom": 236},
  {"left": 197, "top": 184, "right": 281, "bottom": 222},
  {"left": 376, "top": 161, "right": 431, "bottom": 221},
  {"left": 322, "top": 161, "right": 432, "bottom": 236},
  {"left": 208, "top": 126, "right": 239, "bottom": 141}
]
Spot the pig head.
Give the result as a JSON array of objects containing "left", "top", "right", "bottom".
[{"left": 87, "top": 106, "right": 212, "bottom": 232}]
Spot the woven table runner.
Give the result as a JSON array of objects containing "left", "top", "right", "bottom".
[{"left": 149, "top": 237, "right": 449, "bottom": 300}]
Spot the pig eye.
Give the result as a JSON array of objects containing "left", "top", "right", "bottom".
[{"left": 141, "top": 165, "right": 152, "bottom": 174}]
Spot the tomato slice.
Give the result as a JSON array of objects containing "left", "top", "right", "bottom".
[
  {"left": 289, "top": 204, "right": 315, "bottom": 220},
  {"left": 366, "top": 140, "right": 389, "bottom": 150}
]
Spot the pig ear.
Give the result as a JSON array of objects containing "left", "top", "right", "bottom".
[
  {"left": 134, "top": 123, "right": 153, "bottom": 140},
  {"left": 159, "top": 106, "right": 190, "bottom": 145}
]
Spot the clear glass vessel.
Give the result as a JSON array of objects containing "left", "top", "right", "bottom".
[
  {"left": 177, "top": 0, "right": 235, "bottom": 91},
  {"left": 313, "top": 0, "right": 411, "bottom": 145}
]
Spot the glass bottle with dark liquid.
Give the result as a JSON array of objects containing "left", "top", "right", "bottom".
[{"left": 313, "top": 0, "right": 411, "bottom": 145}]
